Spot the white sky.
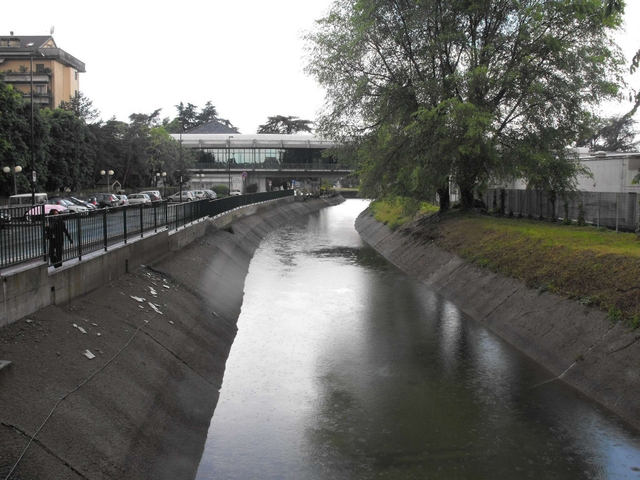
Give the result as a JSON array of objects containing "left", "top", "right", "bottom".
[{"left": 2, "top": 0, "right": 639, "bottom": 133}]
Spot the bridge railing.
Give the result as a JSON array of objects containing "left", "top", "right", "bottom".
[
  {"left": 193, "top": 162, "right": 352, "bottom": 171},
  {"left": 0, "top": 190, "right": 294, "bottom": 270}
]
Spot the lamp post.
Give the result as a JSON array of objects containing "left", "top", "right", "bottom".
[
  {"left": 179, "top": 130, "right": 183, "bottom": 203},
  {"left": 228, "top": 135, "right": 234, "bottom": 194},
  {"left": 155, "top": 171, "right": 166, "bottom": 187},
  {"left": 30, "top": 53, "right": 36, "bottom": 205},
  {"left": 156, "top": 172, "right": 167, "bottom": 197},
  {"left": 100, "top": 169, "right": 114, "bottom": 193},
  {"left": 3, "top": 165, "right": 22, "bottom": 196}
]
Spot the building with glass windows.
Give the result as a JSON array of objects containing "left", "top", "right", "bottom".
[{"left": 172, "top": 133, "right": 349, "bottom": 193}]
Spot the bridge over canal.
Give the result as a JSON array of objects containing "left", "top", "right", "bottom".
[{"left": 172, "top": 133, "right": 352, "bottom": 192}]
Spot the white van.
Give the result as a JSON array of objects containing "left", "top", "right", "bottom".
[{"left": 9, "top": 193, "right": 48, "bottom": 206}]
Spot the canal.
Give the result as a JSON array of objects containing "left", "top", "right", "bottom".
[{"left": 195, "top": 199, "right": 640, "bottom": 479}]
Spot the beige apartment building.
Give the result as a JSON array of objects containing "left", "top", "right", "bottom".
[{"left": 0, "top": 32, "right": 85, "bottom": 108}]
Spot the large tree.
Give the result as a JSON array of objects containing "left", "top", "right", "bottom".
[
  {"left": 43, "top": 109, "right": 97, "bottom": 192},
  {"left": 60, "top": 91, "right": 101, "bottom": 124},
  {"left": 169, "top": 101, "right": 236, "bottom": 133},
  {"left": 257, "top": 115, "right": 313, "bottom": 134},
  {"left": 305, "top": 0, "right": 626, "bottom": 209},
  {"left": 577, "top": 114, "right": 638, "bottom": 151}
]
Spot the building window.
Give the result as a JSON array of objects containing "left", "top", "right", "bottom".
[
  {"left": 36, "top": 85, "right": 46, "bottom": 95},
  {"left": 35, "top": 64, "right": 45, "bottom": 73},
  {"left": 75, "top": 71, "right": 78, "bottom": 80}
]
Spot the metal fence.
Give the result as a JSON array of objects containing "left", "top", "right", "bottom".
[
  {"left": 0, "top": 190, "right": 294, "bottom": 270},
  {"left": 482, "top": 189, "right": 639, "bottom": 232}
]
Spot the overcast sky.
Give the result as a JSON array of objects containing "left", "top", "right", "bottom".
[{"left": 2, "top": 0, "right": 639, "bottom": 134}]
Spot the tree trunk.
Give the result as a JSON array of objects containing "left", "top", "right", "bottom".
[
  {"left": 460, "top": 185, "right": 474, "bottom": 210},
  {"left": 437, "top": 184, "right": 450, "bottom": 212}
]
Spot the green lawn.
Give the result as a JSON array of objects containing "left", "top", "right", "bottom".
[{"left": 372, "top": 200, "right": 640, "bottom": 328}]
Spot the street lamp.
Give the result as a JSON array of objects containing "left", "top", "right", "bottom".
[
  {"left": 196, "top": 173, "right": 205, "bottom": 188},
  {"left": 155, "top": 171, "right": 166, "bottom": 188},
  {"left": 228, "top": 136, "right": 234, "bottom": 194},
  {"left": 100, "top": 169, "right": 114, "bottom": 193},
  {"left": 179, "top": 130, "right": 183, "bottom": 202},
  {"left": 3, "top": 165, "right": 22, "bottom": 196}
]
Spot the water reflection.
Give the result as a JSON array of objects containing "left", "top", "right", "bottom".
[{"left": 196, "top": 200, "right": 640, "bottom": 480}]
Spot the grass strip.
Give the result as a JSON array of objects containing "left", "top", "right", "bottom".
[{"left": 372, "top": 201, "right": 640, "bottom": 329}]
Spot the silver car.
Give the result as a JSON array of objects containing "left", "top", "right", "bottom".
[{"left": 166, "top": 191, "right": 196, "bottom": 202}]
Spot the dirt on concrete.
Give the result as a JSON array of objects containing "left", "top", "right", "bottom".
[{"left": 0, "top": 196, "right": 344, "bottom": 480}]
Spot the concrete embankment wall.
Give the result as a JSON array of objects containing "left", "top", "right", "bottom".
[
  {"left": 355, "top": 209, "right": 640, "bottom": 431},
  {"left": 1, "top": 196, "right": 310, "bottom": 328},
  {"left": 0, "top": 196, "right": 343, "bottom": 480}
]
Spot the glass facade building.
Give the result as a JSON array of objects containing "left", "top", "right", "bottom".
[{"left": 194, "top": 147, "right": 332, "bottom": 169}]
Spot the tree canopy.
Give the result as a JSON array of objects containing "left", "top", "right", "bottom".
[
  {"left": 257, "top": 115, "right": 314, "bottom": 134},
  {"left": 305, "top": 0, "right": 626, "bottom": 208},
  {"left": 169, "top": 101, "right": 236, "bottom": 133},
  {"left": 0, "top": 80, "right": 207, "bottom": 196}
]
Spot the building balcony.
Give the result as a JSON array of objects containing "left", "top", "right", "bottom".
[
  {"left": 2, "top": 72, "right": 50, "bottom": 84},
  {"left": 20, "top": 92, "right": 52, "bottom": 106}
]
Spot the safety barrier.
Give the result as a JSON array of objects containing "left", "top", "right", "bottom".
[{"left": 0, "top": 190, "right": 294, "bottom": 269}]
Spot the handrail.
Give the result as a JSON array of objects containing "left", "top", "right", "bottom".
[
  {"left": 0, "top": 190, "right": 294, "bottom": 270},
  {"left": 192, "top": 162, "right": 352, "bottom": 171}
]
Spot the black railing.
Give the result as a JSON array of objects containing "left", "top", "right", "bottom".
[{"left": 0, "top": 190, "right": 294, "bottom": 269}]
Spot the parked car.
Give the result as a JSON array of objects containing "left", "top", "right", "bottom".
[
  {"left": 49, "top": 197, "right": 89, "bottom": 215},
  {"left": 205, "top": 190, "right": 218, "bottom": 199},
  {"left": 166, "top": 191, "right": 196, "bottom": 202},
  {"left": 127, "top": 193, "right": 151, "bottom": 206},
  {"left": 9, "top": 193, "right": 48, "bottom": 206},
  {"left": 115, "top": 194, "right": 129, "bottom": 206},
  {"left": 94, "top": 193, "right": 119, "bottom": 209},
  {"left": 69, "top": 196, "right": 97, "bottom": 210},
  {"left": 230, "top": 189, "right": 242, "bottom": 196},
  {"left": 140, "top": 190, "right": 162, "bottom": 202},
  {"left": 191, "top": 190, "right": 209, "bottom": 200}
]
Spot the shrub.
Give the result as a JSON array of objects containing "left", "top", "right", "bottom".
[{"left": 212, "top": 185, "right": 229, "bottom": 196}]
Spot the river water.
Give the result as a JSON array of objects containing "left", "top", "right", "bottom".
[{"left": 195, "top": 199, "right": 640, "bottom": 479}]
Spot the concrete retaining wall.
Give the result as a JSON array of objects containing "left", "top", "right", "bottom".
[
  {"left": 1, "top": 197, "right": 305, "bottom": 328},
  {"left": 355, "top": 209, "right": 640, "bottom": 431},
  {"left": 0, "top": 196, "right": 344, "bottom": 479}
]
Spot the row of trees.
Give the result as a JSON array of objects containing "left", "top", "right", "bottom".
[
  {"left": 305, "top": 0, "right": 636, "bottom": 210},
  {"left": 0, "top": 83, "right": 202, "bottom": 197},
  {"left": 0, "top": 81, "right": 317, "bottom": 198}
]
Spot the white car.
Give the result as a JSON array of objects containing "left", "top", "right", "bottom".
[
  {"left": 115, "top": 195, "right": 129, "bottom": 206},
  {"left": 192, "top": 190, "right": 209, "bottom": 199},
  {"left": 127, "top": 193, "right": 151, "bottom": 206},
  {"left": 140, "top": 190, "right": 162, "bottom": 201},
  {"left": 50, "top": 198, "right": 89, "bottom": 214},
  {"left": 166, "top": 191, "right": 196, "bottom": 202},
  {"left": 230, "top": 190, "right": 242, "bottom": 196}
]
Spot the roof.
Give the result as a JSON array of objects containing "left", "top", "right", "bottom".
[
  {"left": 0, "top": 34, "right": 85, "bottom": 72},
  {"left": 0, "top": 35, "right": 54, "bottom": 53},
  {"left": 573, "top": 147, "right": 640, "bottom": 161},
  {"left": 171, "top": 133, "right": 336, "bottom": 150},
  {"left": 187, "top": 120, "right": 240, "bottom": 135}
]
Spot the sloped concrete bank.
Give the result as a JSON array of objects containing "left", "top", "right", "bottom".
[
  {"left": 0, "top": 196, "right": 344, "bottom": 480},
  {"left": 355, "top": 209, "right": 640, "bottom": 431}
]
